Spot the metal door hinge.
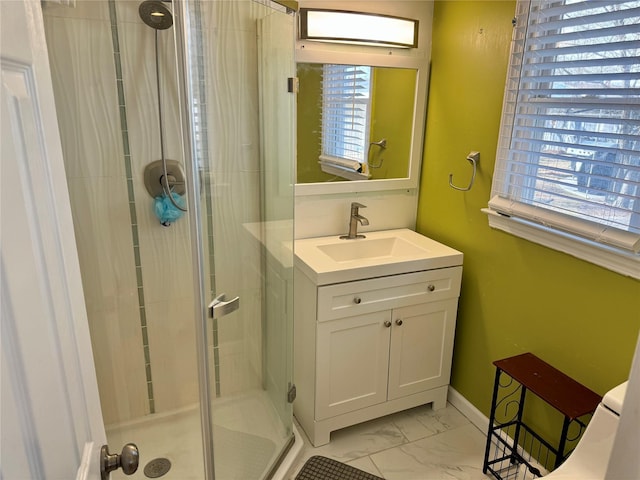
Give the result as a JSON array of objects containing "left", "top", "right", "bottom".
[
  {"left": 287, "top": 383, "right": 296, "bottom": 403},
  {"left": 287, "top": 77, "right": 299, "bottom": 93}
]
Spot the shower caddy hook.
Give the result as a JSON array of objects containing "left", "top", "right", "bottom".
[{"left": 449, "top": 151, "right": 479, "bottom": 191}]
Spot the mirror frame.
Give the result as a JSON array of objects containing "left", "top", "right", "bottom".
[{"left": 295, "top": 48, "right": 429, "bottom": 196}]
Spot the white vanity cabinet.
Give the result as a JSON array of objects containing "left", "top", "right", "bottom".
[{"left": 294, "top": 265, "right": 462, "bottom": 446}]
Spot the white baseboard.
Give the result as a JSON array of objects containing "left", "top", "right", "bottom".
[{"left": 447, "top": 386, "right": 490, "bottom": 434}]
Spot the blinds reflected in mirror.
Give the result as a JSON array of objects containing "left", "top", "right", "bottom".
[{"left": 321, "top": 64, "right": 372, "bottom": 168}]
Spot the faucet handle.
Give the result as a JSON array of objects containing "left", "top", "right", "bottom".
[{"left": 351, "top": 202, "right": 367, "bottom": 209}]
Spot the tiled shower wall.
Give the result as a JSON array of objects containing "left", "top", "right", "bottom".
[
  {"left": 43, "top": 0, "right": 198, "bottom": 426},
  {"left": 43, "top": 0, "right": 272, "bottom": 426}
]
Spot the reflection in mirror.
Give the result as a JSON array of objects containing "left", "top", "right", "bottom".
[{"left": 297, "top": 63, "right": 417, "bottom": 184}]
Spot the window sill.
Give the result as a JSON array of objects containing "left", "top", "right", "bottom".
[
  {"left": 483, "top": 209, "right": 640, "bottom": 280},
  {"left": 318, "top": 159, "right": 370, "bottom": 181}
]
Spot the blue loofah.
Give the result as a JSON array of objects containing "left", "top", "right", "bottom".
[{"left": 154, "top": 192, "right": 186, "bottom": 226}]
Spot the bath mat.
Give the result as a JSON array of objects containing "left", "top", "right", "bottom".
[{"left": 295, "top": 455, "right": 384, "bottom": 480}]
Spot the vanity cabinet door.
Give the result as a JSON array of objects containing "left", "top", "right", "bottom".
[
  {"left": 315, "top": 310, "right": 392, "bottom": 420},
  {"left": 387, "top": 299, "right": 458, "bottom": 401}
]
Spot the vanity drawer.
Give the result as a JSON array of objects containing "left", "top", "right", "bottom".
[{"left": 317, "top": 266, "right": 462, "bottom": 322}]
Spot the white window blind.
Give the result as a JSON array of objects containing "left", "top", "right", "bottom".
[
  {"left": 321, "top": 64, "right": 372, "bottom": 165},
  {"left": 489, "top": 0, "right": 640, "bottom": 256}
]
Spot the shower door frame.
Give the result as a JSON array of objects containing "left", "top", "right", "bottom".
[
  {"left": 171, "top": 2, "right": 217, "bottom": 477},
  {"left": 173, "top": 0, "right": 215, "bottom": 480}
]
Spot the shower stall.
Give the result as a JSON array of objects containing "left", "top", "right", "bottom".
[{"left": 41, "top": 0, "right": 296, "bottom": 478}]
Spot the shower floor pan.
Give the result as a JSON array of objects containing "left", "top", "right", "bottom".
[{"left": 107, "top": 390, "right": 291, "bottom": 479}]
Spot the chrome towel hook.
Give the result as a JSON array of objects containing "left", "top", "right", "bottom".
[{"left": 449, "top": 151, "right": 479, "bottom": 191}]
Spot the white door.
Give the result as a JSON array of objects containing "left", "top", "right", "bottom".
[{"left": 1, "top": 1, "right": 108, "bottom": 478}]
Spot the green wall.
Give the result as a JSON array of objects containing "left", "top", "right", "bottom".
[
  {"left": 370, "top": 67, "right": 415, "bottom": 180},
  {"left": 417, "top": 0, "right": 640, "bottom": 438}
]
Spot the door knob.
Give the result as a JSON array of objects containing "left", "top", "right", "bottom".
[
  {"left": 383, "top": 320, "right": 392, "bottom": 328},
  {"left": 395, "top": 319, "right": 403, "bottom": 326},
  {"left": 101, "top": 443, "right": 139, "bottom": 480}
]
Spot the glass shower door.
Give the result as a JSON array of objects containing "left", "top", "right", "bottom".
[{"left": 183, "top": 1, "right": 296, "bottom": 478}]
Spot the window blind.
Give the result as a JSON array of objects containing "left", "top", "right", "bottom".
[
  {"left": 490, "top": 0, "right": 640, "bottom": 253},
  {"left": 321, "top": 64, "right": 372, "bottom": 164}
]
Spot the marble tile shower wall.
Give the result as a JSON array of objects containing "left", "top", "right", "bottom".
[
  {"left": 43, "top": 0, "right": 198, "bottom": 426},
  {"left": 116, "top": 1, "right": 198, "bottom": 415}
]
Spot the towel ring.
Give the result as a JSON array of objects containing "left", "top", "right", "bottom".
[
  {"left": 367, "top": 138, "right": 386, "bottom": 169},
  {"left": 449, "top": 151, "right": 479, "bottom": 191}
]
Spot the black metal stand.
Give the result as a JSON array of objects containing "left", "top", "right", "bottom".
[{"left": 482, "top": 353, "right": 601, "bottom": 480}]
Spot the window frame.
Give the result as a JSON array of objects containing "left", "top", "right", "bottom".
[{"left": 486, "top": 0, "right": 640, "bottom": 279}]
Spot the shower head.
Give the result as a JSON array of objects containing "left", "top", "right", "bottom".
[{"left": 139, "top": 0, "right": 173, "bottom": 30}]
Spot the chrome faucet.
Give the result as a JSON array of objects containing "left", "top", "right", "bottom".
[{"left": 340, "top": 202, "right": 369, "bottom": 240}]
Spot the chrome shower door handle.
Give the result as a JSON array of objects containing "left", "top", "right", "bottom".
[{"left": 208, "top": 293, "right": 240, "bottom": 319}]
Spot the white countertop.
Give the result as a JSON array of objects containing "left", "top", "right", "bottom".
[{"left": 294, "top": 228, "right": 463, "bottom": 285}]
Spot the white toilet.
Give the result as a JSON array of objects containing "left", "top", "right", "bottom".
[{"left": 543, "top": 381, "right": 628, "bottom": 479}]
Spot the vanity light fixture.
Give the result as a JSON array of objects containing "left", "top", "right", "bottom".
[{"left": 299, "top": 8, "right": 419, "bottom": 48}]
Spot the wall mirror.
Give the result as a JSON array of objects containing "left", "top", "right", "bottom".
[
  {"left": 297, "top": 62, "right": 417, "bottom": 184},
  {"left": 294, "top": 51, "right": 429, "bottom": 196}
]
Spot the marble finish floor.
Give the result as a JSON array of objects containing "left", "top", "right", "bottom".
[{"left": 289, "top": 403, "right": 494, "bottom": 480}]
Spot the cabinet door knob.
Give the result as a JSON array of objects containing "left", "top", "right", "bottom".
[
  {"left": 427, "top": 284, "right": 436, "bottom": 292},
  {"left": 395, "top": 319, "right": 403, "bottom": 326},
  {"left": 353, "top": 297, "right": 362, "bottom": 304},
  {"left": 383, "top": 320, "right": 392, "bottom": 328}
]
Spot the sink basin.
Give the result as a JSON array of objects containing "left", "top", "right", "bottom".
[
  {"left": 317, "top": 237, "right": 426, "bottom": 263},
  {"left": 295, "top": 229, "right": 463, "bottom": 285}
]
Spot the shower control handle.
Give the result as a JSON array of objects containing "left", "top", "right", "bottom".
[
  {"left": 100, "top": 443, "right": 139, "bottom": 480},
  {"left": 208, "top": 293, "right": 240, "bottom": 319}
]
